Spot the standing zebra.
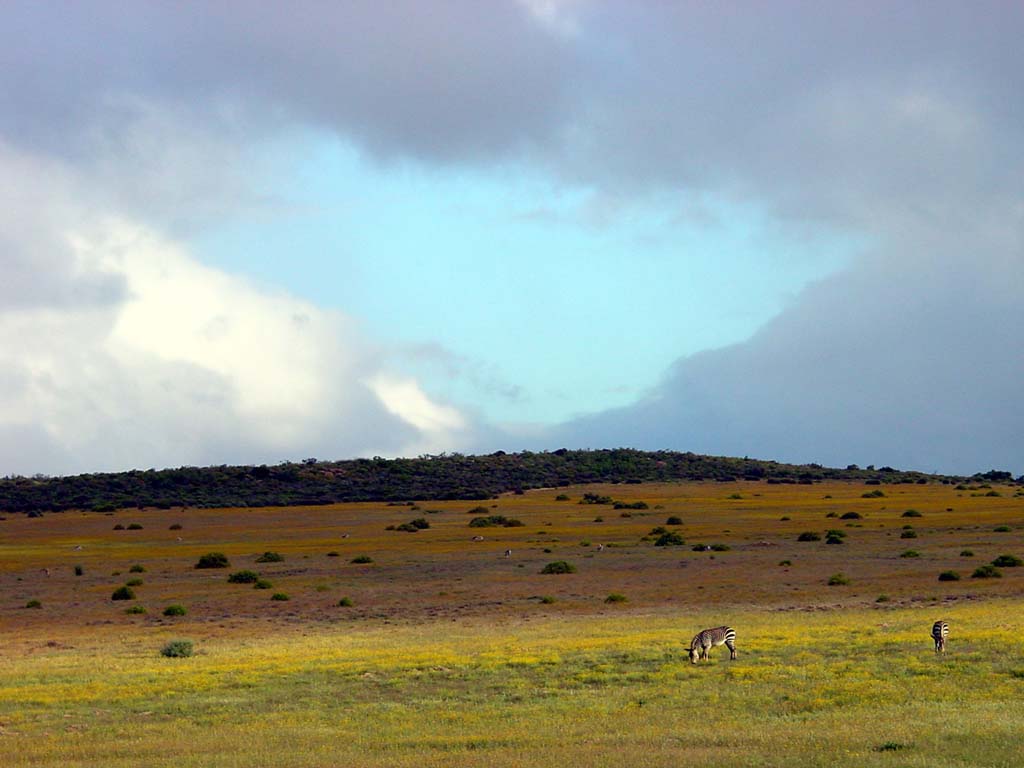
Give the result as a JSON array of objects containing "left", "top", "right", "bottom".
[
  {"left": 932, "top": 620, "right": 949, "bottom": 653},
  {"left": 688, "top": 626, "right": 737, "bottom": 664}
]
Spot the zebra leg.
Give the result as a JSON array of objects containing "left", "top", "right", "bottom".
[{"left": 726, "top": 639, "right": 737, "bottom": 660}]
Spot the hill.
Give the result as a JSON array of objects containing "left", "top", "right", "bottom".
[{"left": 1, "top": 448, "right": 999, "bottom": 514}]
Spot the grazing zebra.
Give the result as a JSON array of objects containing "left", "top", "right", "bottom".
[
  {"left": 688, "top": 626, "right": 737, "bottom": 664},
  {"left": 504, "top": 549, "right": 512, "bottom": 558},
  {"left": 932, "top": 620, "right": 949, "bottom": 653}
]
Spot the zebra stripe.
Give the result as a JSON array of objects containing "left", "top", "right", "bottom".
[
  {"left": 932, "top": 620, "right": 949, "bottom": 653},
  {"left": 688, "top": 626, "right": 737, "bottom": 664}
]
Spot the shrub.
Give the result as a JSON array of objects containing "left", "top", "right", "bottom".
[
  {"left": 111, "top": 586, "right": 136, "bottom": 601},
  {"left": 875, "top": 595, "right": 890, "bottom": 603},
  {"left": 337, "top": 597, "right": 354, "bottom": 607},
  {"left": 541, "top": 561, "right": 576, "bottom": 574},
  {"left": 593, "top": 516, "right": 604, "bottom": 522},
  {"left": 350, "top": 556, "right": 374, "bottom": 564},
  {"left": 972, "top": 565, "right": 1002, "bottom": 579},
  {"left": 709, "top": 543, "right": 731, "bottom": 551},
  {"left": 255, "top": 551, "right": 284, "bottom": 563},
  {"left": 827, "top": 573, "right": 850, "bottom": 586},
  {"left": 938, "top": 571, "right": 961, "bottom": 581},
  {"left": 991, "top": 554, "right": 1023, "bottom": 567},
  {"left": 195, "top": 552, "right": 230, "bottom": 569},
  {"left": 127, "top": 523, "right": 144, "bottom": 530},
  {"left": 540, "top": 596, "right": 556, "bottom": 604},
  {"left": 113, "top": 524, "right": 125, "bottom": 530},
  {"left": 825, "top": 511, "right": 838, "bottom": 518},
  {"left": 125, "top": 604, "right": 147, "bottom": 614},
  {"left": 649, "top": 526, "right": 668, "bottom": 535},
  {"left": 666, "top": 516, "right": 683, "bottom": 525},
  {"left": 169, "top": 523, "right": 183, "bottom": 530},
  {"left": 580, "top": 493, "right": 613, "bottom": 505},
  {"left": 24, "top": 599, "right": 42, "bottom": 609},
  {"left": 780, "top": 516, "right": 790, "bottom": 521},
  {"left": 270, "top": 593, "right": 290, "bottom": 601},
  {"left": 778, "top": 560, "right": 792, "bottom": 566},
  {"left": 467, "top": 506, "right": 490, "bottom": 514},
  {"left": 555, "top": 494, "right": 570, "bottom": 501},
  {"left": 604, "top": 593, "right": 628, "bottom": 603},
  {"left": 126, "top": 578, "right": 144, "bottom": 587},
  {"left": 469, "top": 515, "right": 522, "bottom": 528},
  {"left": 994, "top": 525, "right": 1011, "bottom": 532},
  {"left": 900, "top": 550, "right": 921, "bottom": 558},
  {"left": 825, "top": 535, "right": 844, "bottom": 545},
  {"left": 163, "top": 604, "right": 187, "bottom": 616},
  {"left": 74, "top": 565, "right": 84, "bottom": 576},
  {"left": 129, "top": 564, "right": 146, "bottom": 573},
  {"left": 902, "top": 509, "right": 922, "bottom": 517},
  {"left": 861, "top": 490, "right": 885, "bottom": 498},
  {"left": 900, "top": 530, "right": 918, "bottom": 539},
  {"left": 654, "top": 532, "right": 685, "bottom": 547},
  {"left": 797, "top": 532, "right": 821, "bottom": 542},
  {"left": 840, "top": 512, "right": 862, "bottom": 520},
  {"left": 227, "top": 570, "right": 260, "bottom": 584},
  {"left": 326, "top": 551, "right": 340, "bottom": 557},
  {"left": 960, "top": 549, "right": 974, "bottom": 557},
  {"left": 254, "top": 579, "right": 273, "bottom": 590},
  {"left": 160, "top": 640, "right": 193, "bottom": 658}
]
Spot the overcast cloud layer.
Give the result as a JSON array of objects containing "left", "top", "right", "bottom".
[{"left": 1, "top": 1, "right": 1022, "bottom": 475}]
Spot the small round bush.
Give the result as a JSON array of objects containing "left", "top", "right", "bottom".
[
  {"left": 350, "top": 555, "right": 374, "bottom": 564},
  {"left": 666, "top": 516, "right": 683, "bottom": 525},
  {"left": 900, "top": 550, "right": 920, "bottom": 558},
  {"left": 163, "top": 604, "right": 187, "bottom": 616},
  {"left": 270, "top": 593, "right": 290, "bottom": 601},
  {"left": 960, "top": 549, "right": 974, "bottom": 557},
  {"left": 900, "top": 530, "right": 918, "bottom": 539},
  {"left": 126, "top": 578, "right": 144, "bottom": 587},
  {"left": 541, "top": 561, "right": 577, "bottom": 574},
  {"left": 840, "top": 512, "right": 862, "bottom": 520},
  {"left": 111, "top": 586, "right": 136, "bottom": 601},
  {"left": 875, "top": 594, "right": 890, "bottom": 603},
  {"left": 539, "top": 595, "right": 556, "bottom": 604},
  {"left": 991, "top": 554, "right": 1023, "bottom": 568},
  {"left": 655, "top": 531, "right": 685, "bottom": 547},
  {"left": 825, "top": 535, "right": 844, "bottom": 545},
  {"left": 113, "top": 524, "right": 125, "bottom": 530},
  {"left": 938, "top": 571, "right": 961, "bottom": 581},
  {"left": 160, "top": 640, "right": 193, "bottom": 658},
  {"left": 994, "top": 525, "right": 1011, "bottom": 532},
  {"left": 337, "top": 597, "right": 354, "bottom": 607},
  {"left": 127, "top": 523, "right": 143, "bottom": 530},
  {"left": 901, "top": 509, "right": 922, "bottom": 518},
  {"left": 780, "top": 516, "right": 791, "bottom": 521},
  {"left": 326, "top": 551, "right": 340, "bottom": 557},
  {"left": 797, "top": 532, "right": 821, "bottom": 542},
  {"left": 129, "top": 564, "right": 146, "bottom": 573},
  {"left": 195, "top": 552, "right": 230, "bottom": 569},
  {"left": 709, "top": 543, "right": 731, "bottom": 551},
  {"left": 778, "top": 559, "right": 792, "bottom": 566},
  {"left": 971, "top": 565, "right": 1002, "bottom": 579},
  {"left": 169, "top": 523, "right": 183, "bottom": 530},
  {"left": 555, "top": 494, "right": 570, "bottom": 501},
  {"left": 125, "top": 604, "right": 147, "bottom": 614},
  {"left": 827, "top": 573, "right": 850, "bottom": 586},
  {"left": 604, "top": 593, "right": 628, "bottom": 604},
  {"left": 24, "top": 599, "right": 42, "bottom": 609},
  {"left": 227, "top": 570, "right": 260, "bottom": 584},
  {"left": 254, "top": 579, "right": 273, "bottom": 590}
]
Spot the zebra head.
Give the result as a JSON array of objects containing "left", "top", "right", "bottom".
[{"left": 688, "top": 646, "right": 699, "bottom": 664}]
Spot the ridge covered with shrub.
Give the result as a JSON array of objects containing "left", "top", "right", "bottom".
[{"left": 0, "top": 449, "right": 1011, "bottom": 514}]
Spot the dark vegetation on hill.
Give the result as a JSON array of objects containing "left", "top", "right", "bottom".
[{"left": 0, "top": 449, "right": 1015, "bottom": 514}]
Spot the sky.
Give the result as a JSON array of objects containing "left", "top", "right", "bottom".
[{"left": 1, "top": 1, "right": 1022, "bottom": 477}]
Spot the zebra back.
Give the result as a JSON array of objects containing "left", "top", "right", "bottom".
[
  {"left": 692, "top": 625, "right": 735, "bottom": 648},
  {"left": 932, "top": 620, "right": 949, "bottom": 640}
]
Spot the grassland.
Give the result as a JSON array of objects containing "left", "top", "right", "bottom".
[{"left": 2, "top": 480, "right": 1023, "bottom": 766}]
